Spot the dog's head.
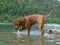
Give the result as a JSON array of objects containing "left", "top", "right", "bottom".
[
  {"left": 48, "top": 30, "right": 53, "bottom": 34},
  {"left": 13, "top": 18, "right": 25, "bottom": 30}
]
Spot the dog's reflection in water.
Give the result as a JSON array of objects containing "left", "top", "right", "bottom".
[
  {"left": 14, "top": 35, "right": 30, "bottom": 45},
  {"left": 14, "top": 34, "right": 44, "bottom": 45},
  {"left": 27, "top": 35, "right": 44, "bottom": 45},
  {"left": 38, "top": 35, "right": 44, "bottom": 45}
]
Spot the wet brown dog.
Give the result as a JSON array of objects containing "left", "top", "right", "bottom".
[{"left": 13, "top": 6, "right": 53, "bottom": 35}]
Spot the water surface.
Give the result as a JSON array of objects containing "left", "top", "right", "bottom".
[{"left": 0, "top": 23, "right": 60, "bottom": 45}]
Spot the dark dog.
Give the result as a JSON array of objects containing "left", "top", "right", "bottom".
[{"left": 13, "top": 6, "right": 53, "bottom": 35}]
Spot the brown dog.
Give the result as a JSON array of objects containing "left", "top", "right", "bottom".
[{"left": 13, "top": 6, "right": 53, "bottom": 35}]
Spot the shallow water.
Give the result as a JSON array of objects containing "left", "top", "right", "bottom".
[
  {"left": 0, "top": 24, "right": 60, "bottom": 45},
  {"left": 0, "top": 32, "right": 60, "bottom": 45}
]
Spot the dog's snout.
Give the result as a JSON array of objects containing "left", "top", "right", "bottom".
[{"left": 15, "top": 28, "right": 18, "bottom": 30}]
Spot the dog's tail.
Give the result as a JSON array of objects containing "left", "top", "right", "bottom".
[{"left": 45, "top": 6, "right": 53, "bottom": 17}]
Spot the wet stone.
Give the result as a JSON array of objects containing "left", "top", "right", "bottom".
[
  {"left": 55, "top": 39, "right": 60, "bottom": 42},
  {"left": 45, "top": 40, "right": 55, "bottom": 42},
  {"left": 56, "top": 42, "right": 60, "bottom": 44}
]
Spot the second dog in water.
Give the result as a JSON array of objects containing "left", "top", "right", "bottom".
[{"left": 45, "top": 29, "right": 60, "bottom": 34}]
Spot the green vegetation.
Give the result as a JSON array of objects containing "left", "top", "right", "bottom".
[{"left": 0, "top": 0, "right": 60, "bottom": 23}]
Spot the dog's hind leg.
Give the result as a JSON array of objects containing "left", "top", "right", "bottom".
[
  {"left": 39, "top": 24, "right": 44, "bottom": 35},
  {"left": 38, "top": 19, "right": 44, "bottom": 35}
]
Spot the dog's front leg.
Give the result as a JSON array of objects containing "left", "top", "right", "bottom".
[{"left": 26, "top": 28, "right": 30, "bottom": 35}]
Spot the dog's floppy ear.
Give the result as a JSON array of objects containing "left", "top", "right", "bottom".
[
  {"left": 19, "top": 18, "right": 26, "bottom": 25},
  {"left": 13, "top": 19, "right": 20, "bottom": 25}
]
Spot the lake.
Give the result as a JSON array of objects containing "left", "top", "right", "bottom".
[{"left": 0, "top": 23, "right": 60, "bottom": 45}]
